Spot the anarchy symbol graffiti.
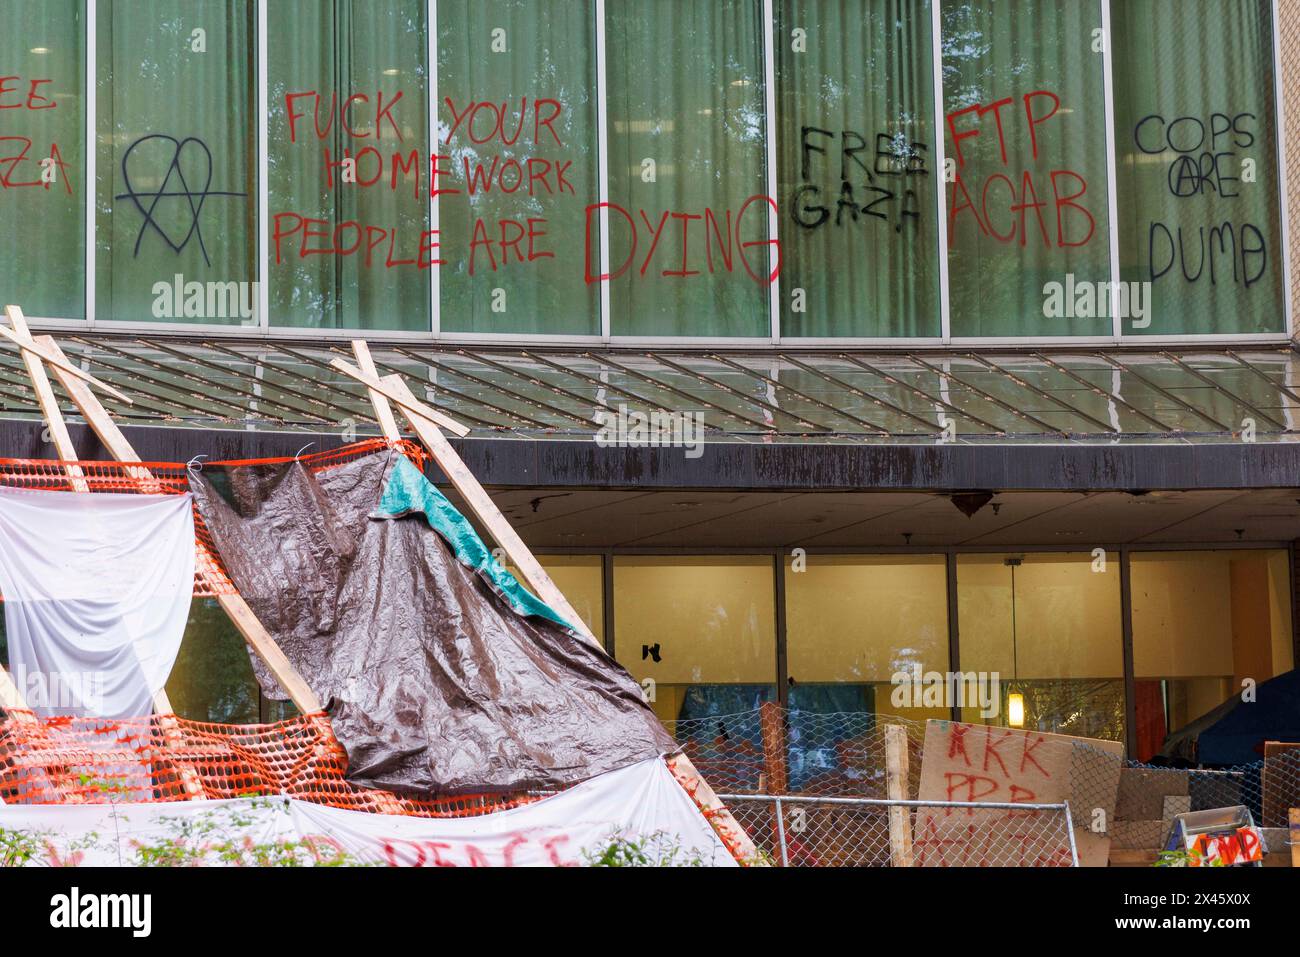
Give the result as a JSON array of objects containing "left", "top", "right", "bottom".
[{"left": 113, "top": 134, "right": 247, "bottom": 266}]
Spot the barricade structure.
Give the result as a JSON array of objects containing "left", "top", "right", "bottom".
[
  {"left": 0, "top": 309, "right": 759, "bottom": 864},
  {"left": 666, "top": 704, "right": 1300, "bottom": 866}
]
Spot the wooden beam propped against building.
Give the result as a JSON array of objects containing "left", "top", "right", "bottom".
[
  {"left": 0, "top": 311, "right": 201, "bottom": 796},
  {"left": 0, "top": 663, "right": 36, "bottom": 725},
  {"left": 2, "top": 306, "right": 322, "bottom": 801},
  {"left": 34, "top": 335, "right": 324, "bottom": 716},
  {"left": 342, "top": 339, "right": 763, "bottom": 864}
]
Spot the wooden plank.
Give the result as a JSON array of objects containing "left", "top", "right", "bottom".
[
  {"left": 1, "top": 306, "right": 131, "bottom": 404},
  {"left": 666, "top": 752, "right": 764, "bottom": 865},
  {"left": 374, "top": 368, "right": 760, "bottom": 863},
  {"left": 4, "top": 314, "right": 88, "bottom": 493},
  {"left": 351, "top": 341, "right": 402, "bottom": 442},
  {"left": 758, "top": 701, "right": 788, "bottom": 857},
  {"left": 40, "top": 337, "right": 160, "bottom": 490},
  {"left": 759, "top": 701, "right": 788, "bottom": 794},
  {"left": 41, "top": 338, "right": 141, "bottom": 463},
  {"left": 7, "top": 323, "right": 200, "bottom": 793},
  {"left": 215, "top": 592, "right": 323, "bottom": 714},
  {"left": 1292, "top": 809, "right": 1300, "bottom": 869},
  {"left": 885, "top": 724, "right": 915, "bottom": 867},
  {"left": 329, "top": 356, "right": 470, "bottom": 437},
  {"left": 0, "top": 665, "right": 36, "bottom": 723},
  {"left": 37, "top": 339, "right": 319, "bottom": 718},
  {"left": 382, "top": 374, "right": 596, "bottom": 646}
]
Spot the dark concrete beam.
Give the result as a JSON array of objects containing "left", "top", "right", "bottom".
[{"left": 2, "top": 419, "right": 1299, "bottom": 492}]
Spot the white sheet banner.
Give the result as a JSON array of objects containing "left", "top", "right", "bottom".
[
  {"left": 0, "top": 487, "right": 195, "bottom": 718},
  {"left": 0, "top": 760, "right": 737, "bottom": 867},
  {"left": 288, "top": 757, "right": 736, "bottom": 866}
]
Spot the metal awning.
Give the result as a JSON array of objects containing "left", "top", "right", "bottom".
[{"left": 2, "top": 335, "right": 1299, "bottom": 444}]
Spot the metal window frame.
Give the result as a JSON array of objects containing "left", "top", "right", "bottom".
[
  {"left": 84, "top": 0, "right": 97, "bottom": 328},
  {"left": 26, "top": 0, "right": 1298, "bottom": 348},
  {"left": 428, "top": 0, "right": 440, "bottom": 336},
  {"left": 561, "top": 541, "right": 1293, "bottom": 754}
]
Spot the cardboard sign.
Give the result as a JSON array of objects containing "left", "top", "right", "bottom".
[{"left": 914, "top": 720, "right": 1124, "bottom": 867}]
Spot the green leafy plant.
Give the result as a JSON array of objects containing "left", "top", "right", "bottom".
[
  {"left": 1154, "top": 847, "right": 1224, "bottom": 868},
  {"left": 130, "top": 800, "right": 368, "bottom": 867},
  {"left": 583, "top": 831, "right": 707, "bottom": 867},
  {"left": 0, "top": 827, "right": 43, "bottom": 868}
]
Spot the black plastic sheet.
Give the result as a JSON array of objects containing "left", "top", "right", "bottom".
[{"left": 190, "top": 449, "right": 675, "bottom": 796}]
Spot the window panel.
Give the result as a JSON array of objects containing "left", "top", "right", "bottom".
[
  {"left": 613, "top": 555, "right": 776, "bottom": 724},
  {"left": 0, "top": 1, "right": 84, "bottom": 319},
  {"left": 437, "top": 0, "right": 599, "bottom": 335},
  {"left": 164, "top": 598, "right": 260, "bottom": 724},
  {"left": 268, "top": 0, "right": 430, "bottom": 330},
  {"left": 505, "top": 554, "right": 605, "bottom": 641},
  {"left": 775, "top": 0, "right": 940, "bottom": 337},
  {"left": 1131, "top": 550, "right": 1293, "bottom": 762},
  {"left": 96, "top": 0, "right": 256, "bottom": 325},
  {"left": 941, "top": 0, "right": 1112, "bottom": 337},
  {"left": 1113, "top": 0, "right": 1285, "bottom": 335},
  {"left": 784, "top": 554, "right": 949, "bottom": 719},
  {"left": 604, "top": 0, "right": 772, "bottom": 337},
  {"left": 957, "top": 553, "right": 1125, "bottom": 741}
]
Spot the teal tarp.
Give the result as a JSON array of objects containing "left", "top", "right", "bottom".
[{"left": 375, "top": 455, "right": 576, "bottom": 632}]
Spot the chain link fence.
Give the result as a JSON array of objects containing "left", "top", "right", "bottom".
[
  {"left": 716, "top": 794, "right": 1078, "bottom": 867},
  {"left": 667, "top": 705, "right": 1299, "bottom": 866}
]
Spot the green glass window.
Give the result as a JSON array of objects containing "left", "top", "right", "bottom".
[
  {"left": 165, "top": 599, "right": 260, "bottom": 724},
  {"left": 1112, "top": 0, "right": 1285, "bottom": 335},
  {"left": 268, "top": 0, "right": 430, "bottom": 330},
  {"left": 96, "top": 0, "right": 256, "bottom": 326},
  {"left": 941, "top": 0, "right": 1112, "bottom": 337},
  {"left": 0, "top": 1, "right": 85, "bottom": 320},
  {"left": 604, "top": 0, "right": 773, "bottom": 338},
  {"left": 437, "top": 0, "right": 599, "bottom": 335},
  {"left": 776, "top": 0, "right": 940, "bottom": 337}
]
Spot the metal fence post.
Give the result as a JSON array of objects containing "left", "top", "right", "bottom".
[
  {"left": 1063, "top": 800, "right": 1080, "bottom": 867},
  {"left": 774, "top": 796, "right": 789, "bottom": 867}
]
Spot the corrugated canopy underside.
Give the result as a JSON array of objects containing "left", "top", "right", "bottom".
[{"left": 2, "top": 336, "right": 1299, "bottom": 445}]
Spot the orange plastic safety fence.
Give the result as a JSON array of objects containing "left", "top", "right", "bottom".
[
  {"left": 0, "top": 440, "right": 430, "bottom": 598},
  {"left": 0, "top": 711, "right": 544, "bottom": 818},
  {"left": 205, "top": 437, "right": 428, "bottom": 472}
]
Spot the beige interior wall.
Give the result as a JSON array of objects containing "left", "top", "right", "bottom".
[
  {"left": 1267, "top": 549, "right": 1295, "bottom": 674},
  {"left": 1132, "top": 552, "right": 1234, "bottom": 678},
  {"left": 1133, "top": 549, "right": 1292, "bottom": 728},
  {"left": 957, "top": 554, "right": 1123, "bottom": 679},
  {"left": 783, "top": 555, "right": 948, "bottom": 683},
  {"left": 538, "top": 554, "right": 604, "bottom": 642},
  {"left": 1231, "top": 554, "right": 1275, "bottom": 689},
  {"left": 613, "top": 555, "right": 776, "bottom": 686},
  {"left": 1132, "top": 550, "right": 1292, "bottom": 683},
  {"left": 505, "top": 554, "right": 605, "bottom": 641}
]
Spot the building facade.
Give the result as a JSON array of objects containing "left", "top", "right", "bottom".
[{"left": 2, "top": 0, "right": 1299, "bottom": 763}]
